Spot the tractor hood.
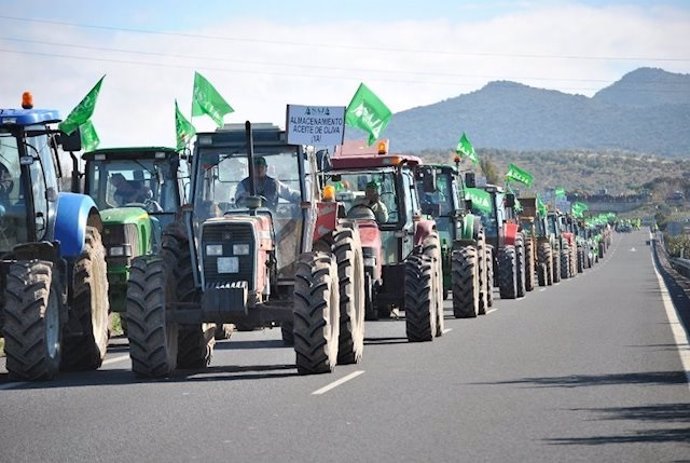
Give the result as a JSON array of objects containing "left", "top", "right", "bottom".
[{"left": 101, "top": 207, "right": 150, "bottom": 225}]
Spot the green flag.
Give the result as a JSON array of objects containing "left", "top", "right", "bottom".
[
  {"left": 80, "top": 120, "right": 100, "bottom": 152},
  {"left": 59, "top": 75, "right": 105, "bottom": 135},
  {"left": 456, "top": 132, "right": 479, "bottom": 165},
  {"left": 465, "top": 187, "right": 492, "bottom": 213},
  {"left": 191, "top": 72, "right": 234, "bottom": 128},
  {"left": 345, "top": 83, "right": 392, "bottom": 146},
  {"left": 537, "top": 195, "right": 548, "bottom": 216},
  {"left": 571, "top": 201, "right": 589, "bottom": 218},
  {"left": 505, "top": 163, "right": 533, "bottom": 187},
  {"left": 175, "top": 99, "right": 196, "bottom": 151},
  {"left": 555, "top": 187, "right": 566, "bottom": 199}
]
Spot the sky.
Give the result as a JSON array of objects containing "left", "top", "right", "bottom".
[{"left": 0, "top": 0, "right": 689, "bottom": 148}]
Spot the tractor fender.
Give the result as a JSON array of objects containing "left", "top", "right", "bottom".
[
  {"left": 54, "top": 192, "right": 101, "bottom": 259},
  {"left": 503, "top": 222, "right": 519, "bottom": 247},
  {"left": 461, "top": 214, "right": 481, "bottom": 241},
  {"left": 355, "top": 219, "right": 383, "bottom": 282},
  {"left": 413, "top": 218, "right": 436, "bottom": 247},
  {"left": 313, "top": 201, "right": 339, "bottom": 243}
]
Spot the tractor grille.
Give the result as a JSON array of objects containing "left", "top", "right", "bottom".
[
  {"left": 202, "top": 223, "right": 255, "bottom": 290},
  {"left": 103, "top": 223, "right": 140, "bottom": 265}
]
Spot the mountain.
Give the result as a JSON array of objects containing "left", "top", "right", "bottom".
[{"left": 348, "top": 67, "right": 690, "bottom": 156}]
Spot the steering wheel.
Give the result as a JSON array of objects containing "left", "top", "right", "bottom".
[
  {"left": 235, "top": 195, "right": 269, "bottom": 209},
  {"left": 346, "top": 203, "right": 377, "bottom": 220}
]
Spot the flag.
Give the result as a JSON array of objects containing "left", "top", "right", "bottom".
[
  {"left": 537, "top": 195, "right": 548, "bottom": 216},
  {"left": 505, "top": 163, "right": 533, "bottom": 187},
  {"left": 59, "top": 75, "right": 105, "bottom": 135},
  {"left": 191, "top": 72, "right": 234, "bottom": 127},
  {"left": 80, "top": 120, "right": 99, "bottom": 152},
  {"left": 571, "top": 201, "right": 589, "bottom": 218},
  {"left": 175, "top": 100, "right": 196, "bottom": 151},
  {"left": 455, "top": 132, "right": 479, "bottom": 165},
  {"left": 345, "top": 83, "right": 392, "bottom": 145},
  {"left": 465, "top": 187, "right": 492, "bottom": 213},
  {"left": 555, "top": 187, "right": 566, "bottom": 199}
]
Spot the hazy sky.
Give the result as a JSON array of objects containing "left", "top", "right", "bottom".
[{"left": 1, "top": 1, "right": 688, "bottom": 147}]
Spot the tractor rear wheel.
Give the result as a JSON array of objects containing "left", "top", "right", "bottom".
[
  {"left": 333, "top": 226, "right": 366, "bottom": 365},
  {"left": 498, "top": 246, "right": 518, "bottom": 299},
  {"left": 405, "top": 254, "right": 436, "bottom": 341},
  {"left": 177, "top": 324, "right": 216, "bottom": 369},
  {"left": 561, "top": 246, "right": 571, "bottom": 280},
  {"left": 477, "top": 232, "right": 489, "bottom": 315},
  {"left": 452, "top": 246, "right": 479, "bottom": 318},
  {"left": 61, "top": 226, "right": 110, "bottom": 371},
  {"left": 293, "top": 252, "right": 340, "bottom": 375},
  {"left": 537, "top": 242, "right": 550, "bottom": 287},
  {"left": 422, "top": 232, "right": 445, "bottom": 337},
  {"left": 552, "top": 246, "right": 562, "bottom": 283},
  {"left": 3, "top": 260, "right": 62, "bottom": 380},
  {"left": 525, "top": 239, "right": 535, "bottom": 292},
  {"left": 485, "top": 245, "right": 495, "bottom": 307},
  {"left": 515, "top": 237, "right": 526, "bottom": 298},
  {"left": 281, "top": 320, "right": 294, "bottom": 346},
  {"left": 577, "top": 247, "right": 584, "bottom": 273}
]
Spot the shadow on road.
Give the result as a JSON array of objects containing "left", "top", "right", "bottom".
[
  {"left": 473, "top": 370, "right": 687, "bottom": 388},
  {"left": 214, "top": 339, "right": 287, "bottom": 351},
  {"left": 0, "top": 363, "right": 299, "bottom": 390},
  {"left": 364, "top": 336, "right": 409, "bottom": 345},
  {"left": 546, "top": 402, "right": 690, "bottom": 446}
]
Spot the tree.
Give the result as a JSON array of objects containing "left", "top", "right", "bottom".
[{"left": 480, "top": 156, "right": 500, "bottom": 185}]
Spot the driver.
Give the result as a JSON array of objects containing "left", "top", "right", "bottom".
[
  {"left": 355, "top": 180, "right": 388, "bottom": 223},
  {"left": 0, "top": 161, "right": 13, "bottom": 216},
  {"left": 111, "top": 173, "right": 153, "bottom": 206},
  {"left": 234, "top": 156, "right": 300, "bottom": 209}
]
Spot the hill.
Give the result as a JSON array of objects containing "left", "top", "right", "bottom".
[{"left": 348, "top": 67, "right": 690, "bottom": 156}]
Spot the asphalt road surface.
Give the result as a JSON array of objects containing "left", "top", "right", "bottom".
[{"left": 1, "top": 231, "right": 689, "bottom": 462}]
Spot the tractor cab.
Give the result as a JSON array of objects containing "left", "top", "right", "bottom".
[
  {"left": 472, "top": 184, "right": 507, "bottom": 250},
  {"left": 80, "top": 147, "right": 187, "bottom": 314}
]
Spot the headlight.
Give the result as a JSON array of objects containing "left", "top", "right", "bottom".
[
  {"left": 233, "top": 244, "right": 250, "bottom": 255},
  {"left": 109, "top": 245, "right": 131, "bottom": 257},
  {"left": 206, "top": 244, "right": 224, "bottom": 256},
  {"left": 109, "top": 246, "right": 125, "bottom": 257}
]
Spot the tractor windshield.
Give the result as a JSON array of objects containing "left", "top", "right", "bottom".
[
  {"left": 86, "top": 158, "right": 179, "bottom": 213},
  {"left": 323, "top": 169, "right": 400, "bottom": 225},
  {"left": 193, "top": 147, "right": 309, "bottom": 279},
  {"left": 417, "top": 171, "right": 456, "bottom": 217},
  {"left": 0, "top": 132, "right": 28, "bottom": 252}
]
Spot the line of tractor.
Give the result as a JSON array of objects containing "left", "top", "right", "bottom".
[{"left": 0, "top": 99, "right": 613, "bottom": 381}]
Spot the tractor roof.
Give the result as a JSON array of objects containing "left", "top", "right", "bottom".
[
  {"left": 82, "top": 146, "right": 179, "bottom": 161},
  {"left": 331, "top": 139, "right": 421, "bottom": 170},
  {"left": 196, "top": 123, "right": 287, "bottom": 148},
  {"left": 481, "top": 184, "right": 504, "bottom": 194},
  {"left": 0, "top": 108, "right": 60, "bottom": 126}
]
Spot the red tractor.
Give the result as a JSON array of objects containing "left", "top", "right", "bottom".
[
  {"left": 125, "top": 122, "right": 366, "bottom": 377},
  {"left": 318, "top": 140, "right": 445, "bottom": 342}
]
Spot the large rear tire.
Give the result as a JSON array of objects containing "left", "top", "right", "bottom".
[
  {"left": 452, "top": 246, "right": 479, "bottom": 318},
  {"left": 515, "top": 237, "right": 526, "bottom": 298},
  {"left": 422, "top": 232, "right": 445, "bottom": 337},
  {"left": 498, "top": 246, "right": 518, "bottom": 299},
  {"left": 126, "top": 256, "right": 179, "bottom": 378},
  {"left": 333, "top": 226, "right": 365, "bottom": 365},
  {"left": 293, "top": 252, "right": 340, "bottom": 375},
  {"left": 3, "top": 260, "right": 62, "bottom": 380},
  {"left": 524, "top": 238, "right": 535, "bottom": 291},
  {"left": 61, "top": 226, "right": 110, "bottom": 371},
  {"left": 477, "top": 232, "right": 489, "bottom": 315},
  {"left": 485, "top": 245, "right": 494, "bottom": 307},
  {"left": 281, "top": 320, "right": 294, "bottom": 346},
  {"left": 537, "top": 242, "right": 550, "bottom": 287},
  {"left": 405, "top": 254, "right": 436, "bottom": 342},
  {"left": 552, "top": 245, "right": 561, "bottom": 283},
  {"left": 177, "top": 324, "right": 215, "bottom": 369},
  {"left": 561, "top": 246, "right": 571, "bottom": 280}
]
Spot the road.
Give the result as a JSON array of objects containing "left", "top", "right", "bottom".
[{"left": 1, "top": 231, "right": 689, "bottom": 462}]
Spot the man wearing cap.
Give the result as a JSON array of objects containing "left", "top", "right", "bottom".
[
  {"left": 356, "top": 180, "right": 388, "bottom": 223},
  {"left": 234, "top": 156, "right": 301, "bottom": 209}
]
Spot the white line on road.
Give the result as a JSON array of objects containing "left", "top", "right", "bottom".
[
  {"left": 539, "top": 288, "right": 546, "bottom": 292},
  {"left": 486, "top": 308, "right": 498, "bottom": 314},
  {"left": 442, "top": 328, "right": 453, "bottom": 334},
  {"left": 651, "top": 250, "right": 690, "bottom": 391},
  {"left": 312, "top": 370, "right": 365, "bottom": 395},
  {"left": 102, "top": 354, "right": 130, "bottom": 366}
]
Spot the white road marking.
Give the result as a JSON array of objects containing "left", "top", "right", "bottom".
[
  {"left": 102, "top": 354, "right": 130, "bottom": 366},
  {"left": 651, "top": 250, "right": 690, "bottom": 391},
  {"left": 539, "top": 288, "right": 546, "bottom": 292},
  {"left": 0, "top": 381, "right": 27, "bottom": 391},
  {"left": 630, "top": 247, "right": 637, "bottom": 252},
  {"left": 442, "top": 328, "right": 453, "bottom": 334},
  {"left": 312, "top": 370, "right": 365, "bottom": 395},
  {"left": 486, "top": 308, "right": 498, "bottom": 314}
]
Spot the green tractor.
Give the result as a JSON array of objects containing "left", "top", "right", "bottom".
[{"left": 415, "top": 164, "right": 489, "bottom": 317}]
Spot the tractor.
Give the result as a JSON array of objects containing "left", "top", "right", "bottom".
[
  {"left": 415, "top": 163, "right": 488, "bottom": 318},
  {"left": 471, "top": 184, "right": 526, "bottom": 300},
  {"left": 517, "top": 197, "right": 542, "bottom": 292},
  {"left": 320, "top": 139, "right": 445, "bottom": 342},
  {"left": 125, "top": 122, "right": 367, "bottom": 377},
  {"left": 0, "top": 94, "right": 109, "bottom": 380}
]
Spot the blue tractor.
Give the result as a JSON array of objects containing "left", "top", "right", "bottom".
[{"left": 0, "top": 94, "right": 110, "bottom": 380}]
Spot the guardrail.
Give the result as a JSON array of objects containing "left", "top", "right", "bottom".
[{"left": 671, "top": 257, "right": 690, "bottom": 279}]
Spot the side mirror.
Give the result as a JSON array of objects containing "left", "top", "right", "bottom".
[
  {"left": 417, "top": 166, "right": 436, "bottom": 193},
  {"left": 59, "top": 129, "right": 82, "bottom": 152},
  {"left": 315, "top": 150, "right": 332, "bottom": 172},
  {"left": 465, "top": 199, "right": 473, "bottom": 211},
  {"left": 505, "top": 193, "right": 516, "bottom": 208},
  {"left": 465, "top": 172, "right": 476, "bottom": 188}
]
